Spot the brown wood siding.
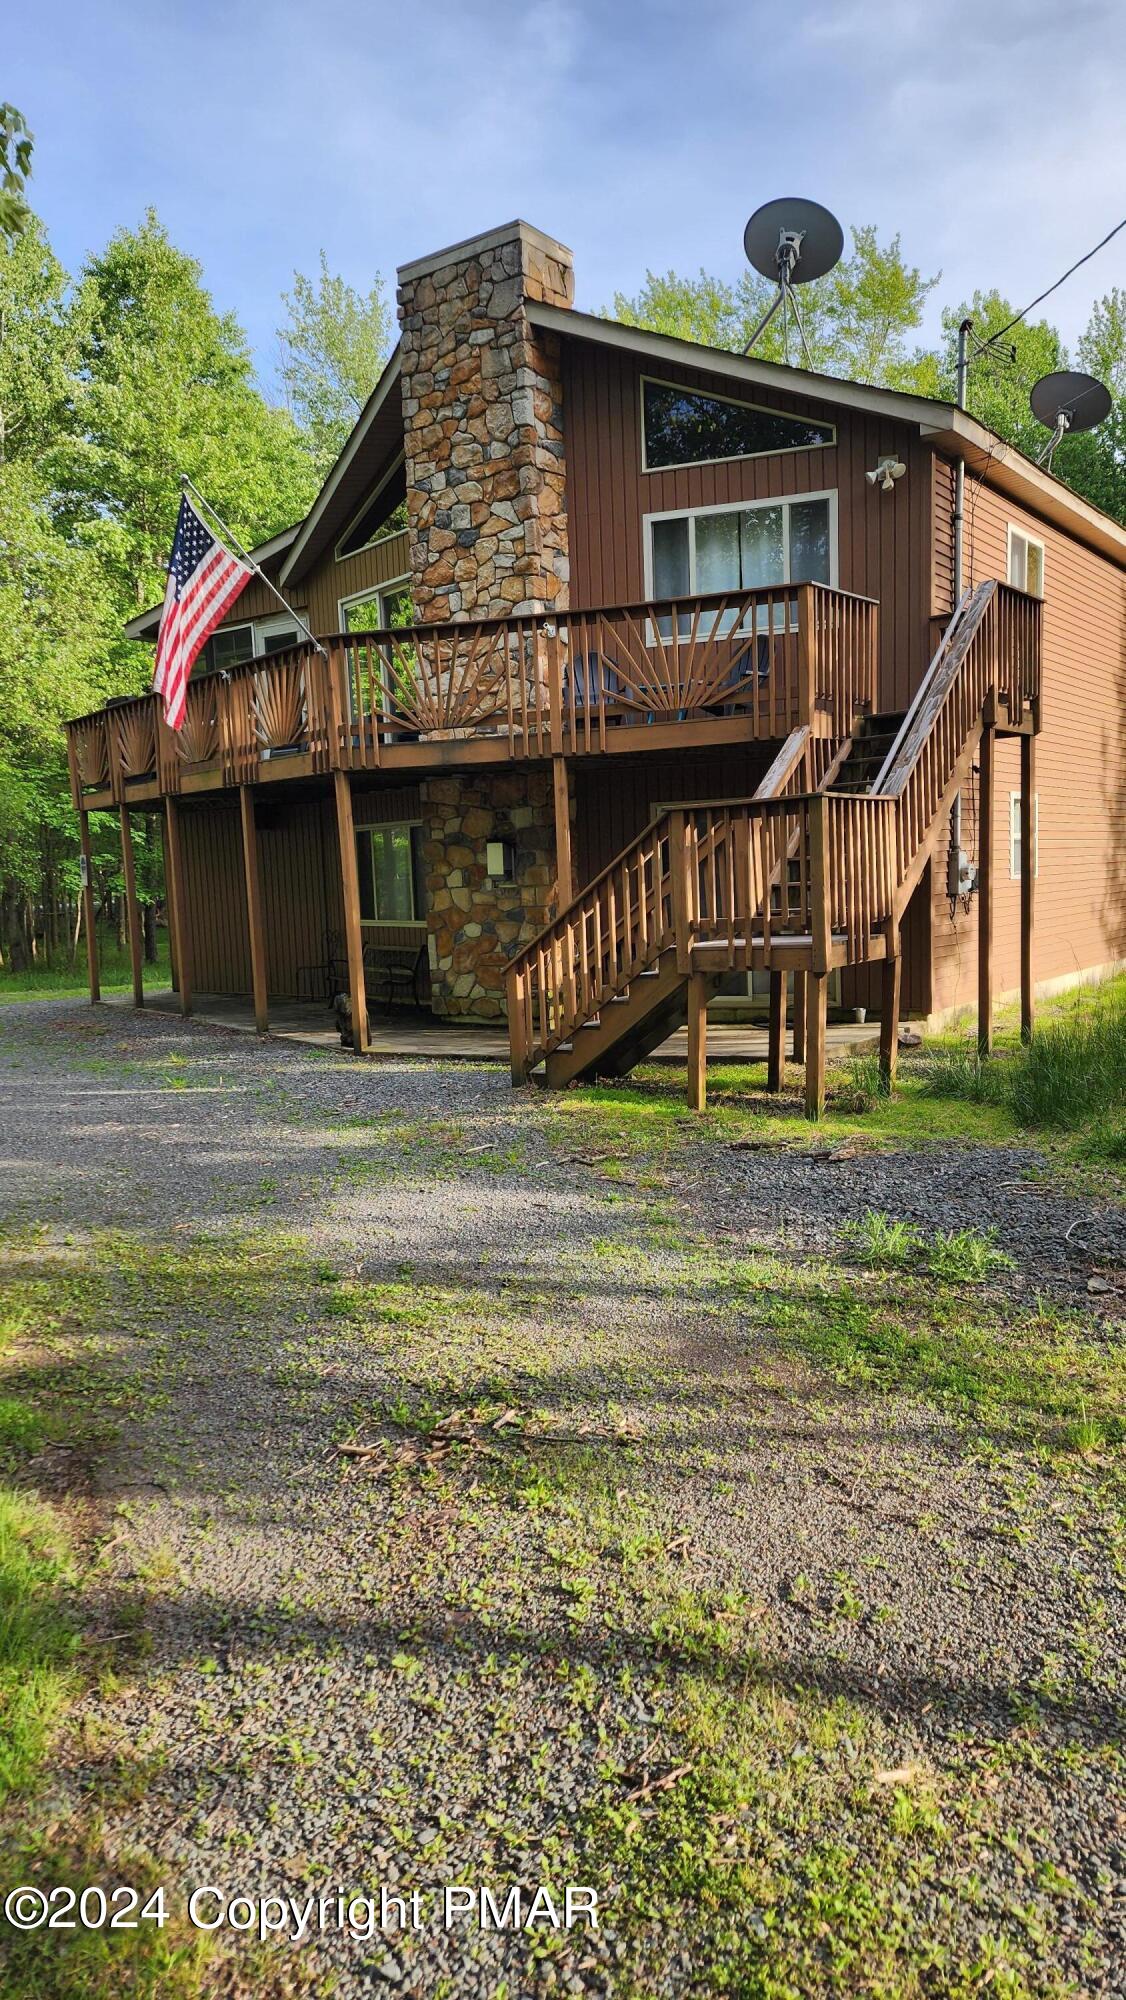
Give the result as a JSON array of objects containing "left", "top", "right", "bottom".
[
  {"left": 561, "top": 343, "right": 933, "bottom": 714},
  {"left": 572, "top": 746, "right": 774, "bottom": 885},
  {"left": 932, "top": 455, "right": 956, "bottom": 616},
  {"left": 930, "top": 476, "right": 1126, "bottom": 1014},
  {"left": 307, "top": 530, "right": 411, "bottom": 635},
  {"left": 176, "top": 778, "right": 428, "bottom": 1002}
]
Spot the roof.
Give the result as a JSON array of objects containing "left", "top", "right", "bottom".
[
  {"left": 529, "top": 304, "right": 1126, "bottom": 569},
  {"left": 280, "top": 351, "right": 403, "bottom": 587},
  {"left": 124, "top": 521, "right": 303, "bottom": 641}
]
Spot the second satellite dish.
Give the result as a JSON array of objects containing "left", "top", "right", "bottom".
[
  {"left": 1029, "top": 369, "right": 1112, "bottom": 469},
  {"left": 742, "top": 198, "right": 844, "bottom": 365}
]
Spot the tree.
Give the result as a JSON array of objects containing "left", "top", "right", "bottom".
[
  {"left": 609, "top": 226, "right": 939, "bottom": 388},
  {"left": 61, "top": 212, "right": 317, "bottom": 617},
  {"left": 0, "top": 104, "right": 33, "bottom": 243},
  {"left": 278, "top": 251, "right": 393, "bottom": 475}
]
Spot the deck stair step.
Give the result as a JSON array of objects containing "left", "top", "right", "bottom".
[{"left": 826, "top": 712, "right": 906, "bottom": 794}]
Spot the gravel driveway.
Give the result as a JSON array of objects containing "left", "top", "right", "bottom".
[{"left": 2, "top": 999, "right": 1124, "bottom": 1998}]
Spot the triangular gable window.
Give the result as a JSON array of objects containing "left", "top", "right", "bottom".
[
  {"left": 336, "top": 455, "right": 408, "bottom": 559},
  {"left": 642, "top": 378, "right": 835, "bottom": 471}
]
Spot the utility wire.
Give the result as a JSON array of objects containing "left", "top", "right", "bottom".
[{"left": 979, "top": 216, "right": 1126, "bottom": 350}]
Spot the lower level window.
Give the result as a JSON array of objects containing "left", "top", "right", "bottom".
[
  {"left": 1009, "top": 793, "right": 1039, "bottom": 880},
  {"left": 355, "top": 822, "right": 426, "bottom": 924}
]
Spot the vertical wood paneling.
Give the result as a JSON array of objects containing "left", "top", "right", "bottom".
[{"left": 560, "top": 343, "right": 933, "bottom": 713}]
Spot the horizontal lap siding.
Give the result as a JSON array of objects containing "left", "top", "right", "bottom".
[
  {"left": 561, "top": 343, "right": 933, "bottom": 712},
  {"left": 930, "top": 481, "right": 1126, "bottom": 1014}
]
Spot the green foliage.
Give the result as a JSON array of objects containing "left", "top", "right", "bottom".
[
  {"left": 279, "top": 249, "right": 393, "bottom": 476},
  {"left": 609, "top": 224, "right": 940, "bottom": 388},
  {"left": 62, "top": 212, "right": 317, "bottom": 614},
  {"left": 0, "top": 1488, "right": 77, "bottom": 1804},
  {"left": 0, "top": 104, "right": 33, "bottom": 243},
  {"left": 1006, "top": 988, "right": 1126, "bottom": 1129}
]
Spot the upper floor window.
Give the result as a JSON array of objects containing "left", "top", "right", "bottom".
[
  {"left": 642, "top": 377, "right": 835, "bottom": 473},
  {"left": 646, "top": 492, "right": 836, "bottom": 602},
  {"left": 336, "top": 455, "right": 408, "bottom": 560},
  {"left": 1008, "top": 527, "right": 1045, "bottom": 598},
  {"left": 339, "top": 579, "right": 413, "bottom": 634},
  {"left": 200, "top": 613, "right": 301, "bottom": 674}
]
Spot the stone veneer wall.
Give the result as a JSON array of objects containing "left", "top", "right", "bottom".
[
  {"left": 396, "top": 222, "right": 573, "bottom": 622},
  {"left": 421, "top": 769, "right": 562, "bottom": 1019}
]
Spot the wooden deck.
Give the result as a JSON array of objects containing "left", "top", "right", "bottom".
[
  {"left": 105, "top": 989, "right": 880, "bottom": 1067},
  {"left": 65, "top": 581, "right": 878, "bottom": 810}
]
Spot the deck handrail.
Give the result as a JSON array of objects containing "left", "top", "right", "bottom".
[{"left": 65, "top": 579, "right": 880, "bottom": 800}]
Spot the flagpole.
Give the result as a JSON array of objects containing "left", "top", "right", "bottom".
[{"left": 179, "top": 474, "right": 328, "bottom": 658}]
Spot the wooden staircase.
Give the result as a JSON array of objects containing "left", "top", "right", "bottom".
[{"left": 506, "top": 580, "right": 1042, "bottom": 1115}]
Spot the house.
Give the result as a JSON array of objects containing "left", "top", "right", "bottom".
[{"left": 65, "top": 220, "right": 1126, "bottom": 1114}]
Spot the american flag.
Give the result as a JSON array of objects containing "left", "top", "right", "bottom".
[{"left": 153, "top": 495, "right": 251, "bottom": 729}]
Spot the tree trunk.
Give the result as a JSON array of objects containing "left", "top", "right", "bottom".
[{"left": 143, "top": 900, "right": 157, "bottom": 963}]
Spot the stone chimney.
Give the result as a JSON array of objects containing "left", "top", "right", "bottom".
[{"left": 396, "top": 221, "right": 573, "bottom": 623}]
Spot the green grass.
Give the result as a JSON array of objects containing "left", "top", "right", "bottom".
[
  {"left": 0, "top": 1490, "right": 78, "bottom": 1806},
  {"left": 841, "top": 1211, "right": 1014, "bottom": 1282},
  {"left": 730, "top": 1250, "right": 1126, "bottom": 1458},
  {"left": 0, "top": 934, "right": 171, "bottom": 1002}
]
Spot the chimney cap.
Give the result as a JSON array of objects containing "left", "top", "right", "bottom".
[{"left": 397, "top": 219, "right": 572, "bottom": 286}]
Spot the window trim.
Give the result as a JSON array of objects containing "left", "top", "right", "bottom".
[
  {"left": 337, "top": 575, "right": 412, "bottom": 635},
  {"left": 353, "top": 817, "right": 427, "bottom": 929},
  {"left": 202, "top": 611, "right": 305, "bottom": 672},
  {"left": 334, "top": 451, "right": 407, "bottom": 563},
  {"left": 1006, "top": 523, "right": 1046, "bottom": 599},
  {"left": 642, "top": 489, "right": 839, "bottom": 598},
  {"left": 639, "top": 373, "right": 837, "bottom": 475},
  {"left": 1009, "top": 791, "right": 1039, "bottom": 881}
]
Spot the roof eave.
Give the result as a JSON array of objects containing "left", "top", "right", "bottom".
[
  {"left": 532, "top": 304, "right": 1126, "bottom": 568},
  {"left": 280, "top": 347, "right": 403, "bottom": 587}
]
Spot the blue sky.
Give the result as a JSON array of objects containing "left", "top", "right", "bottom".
[{"left": 11, "top": 0, "right": 1126, "bottom": 399}]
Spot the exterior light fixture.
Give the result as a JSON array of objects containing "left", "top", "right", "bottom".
[
  {"left": 866, "top": 456, "right": 907, "bottom": 492},
  {"left": 486, "top": 838, "right": 516, "bottom": 881}
]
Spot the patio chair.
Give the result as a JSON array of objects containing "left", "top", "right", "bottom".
[{"left": 297, "top": 927, "right": 347, "bottom": 1006}]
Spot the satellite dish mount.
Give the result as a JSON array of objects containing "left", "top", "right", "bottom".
[
  {"left": 1028, "top": 369, "right": 1112, "bottom": 470},
  {"left": 742, "top": 198, "right": 844, "bottom": 367}
]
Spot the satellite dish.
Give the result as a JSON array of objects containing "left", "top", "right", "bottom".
[
  {"left": 1029, "top": 369, "right": 1111, "bottom": 468},
  {"left": 743, "top": 198, "right": 845, "bottom": 285},
  {"left": 741, "top": 198, "right": 844, "bottom": 366}
]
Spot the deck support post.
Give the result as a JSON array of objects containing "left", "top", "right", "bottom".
[
  {"left": 78, "top": 809, "right": 100, "bottom": 1004},
  {"left": 977, "top": 727, "right": 994, "bottom": 1058},
  {"left": 333, "top": 769, "right": 369, "bottom": 1056},
  {"left": 552, "top": 755, "right": 573, "bottom": 911},
  {"left": 804, "top": 972, "right": 828, "bottom": 1120},
  {"left": 792, "top": 970, "right": 807, "bottom": 1064},
  {"left": 164, "top": 797, "right": 192, "bottom": 1016},
  {"left": 879, "top": 935, "right": 902, "bottom": 1092},
  {"left": 1020, "top": 733, "right": 1035, "bottom": 1045},
  {"left": 687, "top": 972, "right": 709, "bottom": 1112},
  {"left": 118, "top": 805, "right": 145, "bottom": 1009},
  {"left": 238, "top": 785, "right": 269, "bottom": 1035},
  {"left": 766, "top": 969, "right": 785, "bottom": 1091}
]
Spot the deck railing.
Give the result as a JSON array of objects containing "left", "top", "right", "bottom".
[
  {"left": 65, "top": 581, "right": 879, "bottom": 803},
  {"left": 506, "top": 791, "right": 900, "bottom": 1074},
  {"left": 876, "top": 578, "right": 1041, "bottom": 892}
]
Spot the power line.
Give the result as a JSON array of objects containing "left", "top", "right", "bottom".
[{"left": 980, "top": 216, "right": 1126, "bottom": 350}]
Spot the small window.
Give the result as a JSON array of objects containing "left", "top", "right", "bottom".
[
  {"left": 642, "top": 377, "right": 835, "bottom": 472},
  {"left": 355, "top": 822, "right": 426, "bottom": 924},
  {"left": 1008, "top": 528, "right": 1045, "bottom": 598},
  {"left": 203, "top": 623, "right": 256, "bottom": 673},
  {"left": 339, "top": 578, "right": 414, "bottom": 634},
  {"left": 1009, "top": 793, "right": 1039, "bottom": 880},
  {"left": 336, "top": 457, "right": 408, "bottom": 560}
]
